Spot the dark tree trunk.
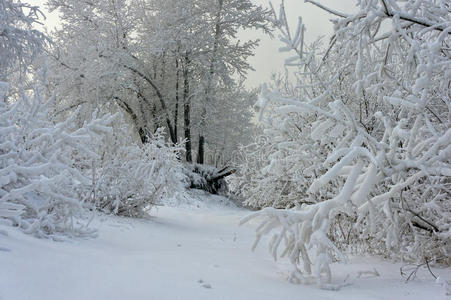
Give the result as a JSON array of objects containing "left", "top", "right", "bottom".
[
  {"left": 183, "top": 52, "right": 192, "bottom": 163},
  {"left": 197, "top": 0, "right": 224, "bottom": 165},
  {"left": 151, "top": 103, "right": 160, "bottom": 132},
  {"left": 123, "top": 64, "right": 176, "bottom": 144},
  {"left": 174, "top": 57, "right": 180, "bottom": 142},
  {"left": 138, "top": 127, "right": 149, "bottom": 144},
  {"left": 114, "top": 96, "right": 148, "bottom": 144},
  {"left": 196, "top": 135, "right": 205, "bottom": 164}
]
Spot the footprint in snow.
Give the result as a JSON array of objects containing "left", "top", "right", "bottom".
[{"left": 198, "top": 279, "right": 212, "bottom": 289}]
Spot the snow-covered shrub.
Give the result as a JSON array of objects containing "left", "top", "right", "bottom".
[
  {"left": 1, "top": 0, "right": 189, "bottom": 237},
  {"left": 240, "top": 0, "right": 451, "bottom": 288},
  {"left": 93, "top": 119, "right": 187, "bottom": 217},
  {"left": 0, "top": 82, "right": 116, "bottom": 238},
  {"left": 233, "top": 72, "right": 337, "bottom": 209},
  {"left": 0, "top": 82, "right": 187, "bottom": 236}
]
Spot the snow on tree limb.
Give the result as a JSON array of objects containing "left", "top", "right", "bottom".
[{"left": 236, "top": 0, "right": 450, "bottom": 288}]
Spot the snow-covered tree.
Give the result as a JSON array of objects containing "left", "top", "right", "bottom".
[
  {"left": 0, "top": 0, "right": 187, "bottom": 238},
  {"left": 46, "top": 0, "right": 141, "bottom": 132},
  {"left": 46, "top": 0, "right": 269, "bottom": 168},
  {"left": 239, "top": 0, "right": 451, "bottom": 288},
  {"left": 0, "top": 0, "right": 47, "bottom": 81}
]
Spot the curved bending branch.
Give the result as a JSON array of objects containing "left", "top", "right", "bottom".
[
  {"left": 124, "top": 64, "right": 176, "bottom": 143},
  {"left": 307, "top": 0, "right": 450, "bottom": 33},
  {"left": 304, "top": 0, "right": 348, "bottom": 18}
]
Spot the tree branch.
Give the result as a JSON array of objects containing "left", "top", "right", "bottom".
[
  {"left": 123, "top": 64, "right": 176, "bottom": 143},
  {"left": 304, "top": 0, "right": 348, "bottom": 18}
]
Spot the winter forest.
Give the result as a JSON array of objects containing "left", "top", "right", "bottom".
[{"left": 0, "top": 0, "right": 450, "bottom": 299}]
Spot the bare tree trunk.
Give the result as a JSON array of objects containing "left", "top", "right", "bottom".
[
  {"left": 174, "top": 57, "right": 180, "bottom": 142},
  {"left": 151, "top": 103, "right": 160, "bottom": 132},
  {"left": 197, "top": 0, "right": 224, "bottom": 164},
  {"left": 123, "top": 64, "right": 176, "bottom": 144},
  {"left": 197, "top": 135, "right": 205, "bottom": 164},
  {"left": 183, "top": 52, "right": 192, "bottom": 163},
  {"left": 128, "top": 85, "right": 151, "bottom": 143},
  {"left": 114, "top": 96, "right": 148, "bottom": 144}
]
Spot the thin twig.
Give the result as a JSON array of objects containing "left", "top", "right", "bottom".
[
  {"left": 304, "top": 0, "right": 348, "bottom": 18},
  {"left": 425, "top": 258, "right": 438, "bottom": 280}
]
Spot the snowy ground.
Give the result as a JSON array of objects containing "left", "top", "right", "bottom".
[{"left": 1, "top": 192, "right": 449, "bottom": 300}]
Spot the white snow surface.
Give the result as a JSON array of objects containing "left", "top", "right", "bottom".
[{"left": 1, "top": 192, "right": 449, "bottom": 300}]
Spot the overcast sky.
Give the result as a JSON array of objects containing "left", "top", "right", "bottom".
[
  {"left": 34, "top": 0, "right": 356, "bottom": 88},
  {"left": 240, "top": 0, "right": 356, "bottom": 88}
]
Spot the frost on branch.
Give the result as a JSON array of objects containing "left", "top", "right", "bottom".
[
  {"left": 0, "top": 83, "right": 187, "bottom": 236},
  {"left": 0, "top": 0, "right": 189, "bottom": 238},
  {"left": 93, "top": 119, "right": 187, "bottom": 217},
  {"left": 239, "top": 0, "right": 451, "bottom": 287},
  {"left": 0, "top": 0, "right": 48, "bottom": 79},
  {"left": 0, "top": 83, "right": 116, "bottom": 238}
]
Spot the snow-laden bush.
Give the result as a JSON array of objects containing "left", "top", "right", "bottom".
[
  {"left": 1, "top": 0, "right": 189, "bottom": 238},
  {"left": 0, "top": 83, "right": 116, "bottom": 238},
  {"left": 239, "top": 0, "right": 451, "bottom": 288},
  {"left": 232, "top": 73, "right": 336, "bottom": 209},
  {"left": 93, "top": 119, "right": 187, "bottom": 217},
  {"left": 0, "top": 81, "right": 187, "bottom": 236}
]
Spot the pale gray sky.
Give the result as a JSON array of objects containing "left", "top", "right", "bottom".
[
  {"left": 34, "top": 0, "right": 356, "bottom": 88},
  {"left": 34, "top": 0, "right": 59, "bottom": 29},
  {"left": 240, "top": 0, "right": 356, "bottom": 88}
]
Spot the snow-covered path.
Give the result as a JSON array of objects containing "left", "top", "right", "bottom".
[{"left": 1, "top": 194, "right": 449, "bottom": 300}]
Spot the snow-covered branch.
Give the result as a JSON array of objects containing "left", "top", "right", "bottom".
[{"left": 237, "top": 0, "right": 450, "bottom": 287}]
